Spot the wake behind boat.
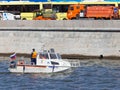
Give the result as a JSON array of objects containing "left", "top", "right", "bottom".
[{"left": 8, "top": 49, "right": 71, "bottom": 73}]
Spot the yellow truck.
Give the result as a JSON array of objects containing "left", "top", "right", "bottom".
[{"left": 20, "top": 12, "right": 34, "bottom": 20}]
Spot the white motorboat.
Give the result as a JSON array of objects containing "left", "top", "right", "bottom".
[{"left": 8, "top": 49, "right": 71, "bottom": 73}]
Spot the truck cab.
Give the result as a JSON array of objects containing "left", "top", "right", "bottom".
[{"left": 67, "top": 4, "right": 85, "bottom": 20}]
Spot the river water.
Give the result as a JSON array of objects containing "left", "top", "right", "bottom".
[{"left": 0, "top": 59, "right": 120, "bottom": 90}]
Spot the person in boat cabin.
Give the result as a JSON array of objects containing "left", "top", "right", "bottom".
[
  {"left": 31, "top": 48, "right": 37, "bottom": 65},
  {"left": 40, "top": 55, "right": 46, "bottom": 59}
]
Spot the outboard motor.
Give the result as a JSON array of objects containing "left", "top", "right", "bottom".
[{"left": 10, "top": 61, "right": 16, "bottom": 68}]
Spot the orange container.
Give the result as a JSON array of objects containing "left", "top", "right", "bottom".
[{"left": 86, "top": 6, "right": 116, "bottom": 19}]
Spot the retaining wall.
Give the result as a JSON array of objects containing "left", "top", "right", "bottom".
[{"left": 0, "top": 20, "right": 120, "bottom": 58}]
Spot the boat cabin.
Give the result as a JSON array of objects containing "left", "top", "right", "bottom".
[
  {"left": 36, "top": 49, "right": 62, "bottom": 65},
  {"left": 37, "top": 49, "right": 61, "bottom": 60}
]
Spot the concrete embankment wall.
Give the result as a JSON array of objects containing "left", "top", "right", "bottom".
[{"left": 0, "top": 20, "right": 120, "bottom": 59}]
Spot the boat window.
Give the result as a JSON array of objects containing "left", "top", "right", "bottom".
[
  {"left": 39, "top": 53, "right": 49, "bottom": 59},
  {"left": 57, "top": 53, "right": 61, "bottom": 59},
  {"left": 51, "top": 61, "right": 59, "bottom": 65},
  {"left": 50, "top": 53, "right": 57, "bottom": 59}
]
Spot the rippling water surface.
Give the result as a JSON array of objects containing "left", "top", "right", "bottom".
[{"left": 0, "top": 59, "right": 120, "bottom": 90}]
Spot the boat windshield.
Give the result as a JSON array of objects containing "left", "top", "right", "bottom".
[
  {"left": 39, "top": 53, "right": 49, "bottom": 59},
  {"left": 50, "top": 53, "right": 57, "bottom": 59}
]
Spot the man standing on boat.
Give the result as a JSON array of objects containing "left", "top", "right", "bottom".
[{"left": 31, "top": 48, "right": 37, "bottom": 65}]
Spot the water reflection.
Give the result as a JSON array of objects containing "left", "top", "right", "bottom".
[
  {"left": 1, "top": 59, "right": 120, "bottom": 90},
  {"left": 80, "top": 59, "right": 120, "bottom": 68}
]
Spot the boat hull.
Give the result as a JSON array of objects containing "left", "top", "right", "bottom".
[{"left": 8, "top": 64, "right": 71, "bottom": 73}]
